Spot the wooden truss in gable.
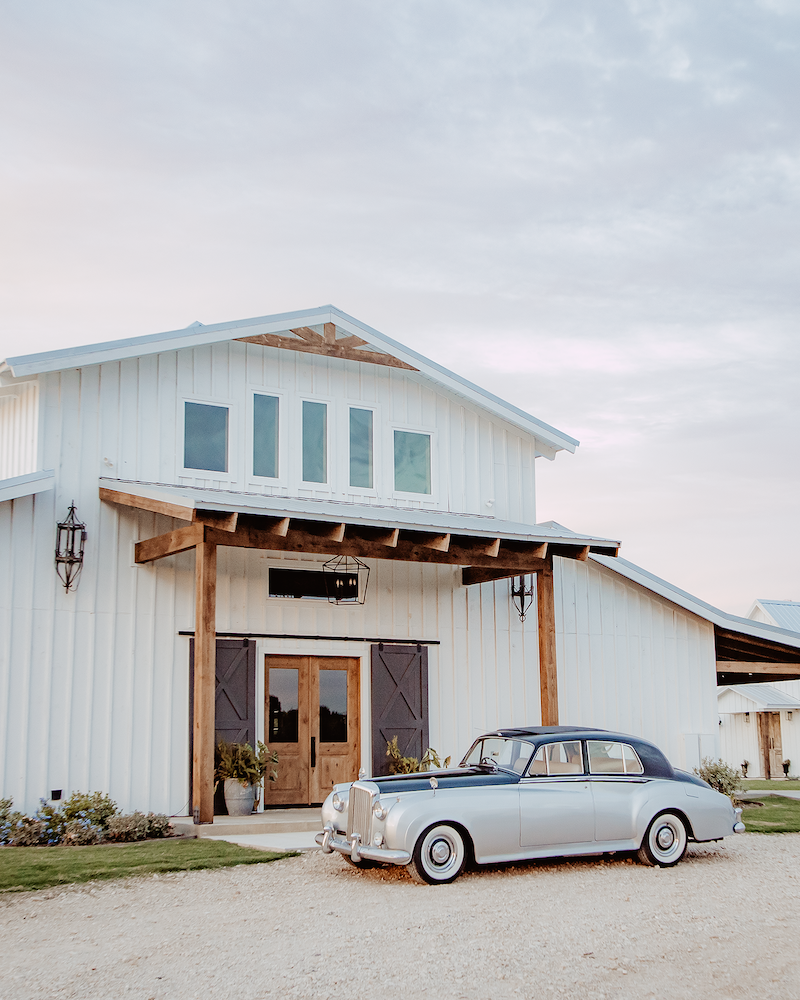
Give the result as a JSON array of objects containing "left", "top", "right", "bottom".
[{"left": 235, "top": 322, "right": 418, "bottom": 371}]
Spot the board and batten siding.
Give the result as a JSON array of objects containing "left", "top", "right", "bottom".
[
  {"left": 0, "top": 381, "right": 39, "bottom": 480},
  {"left": 554, "top": 556, "right": 719, "bottom": 769},
  {"left": 43, "top": 340, "right": 538, "bottom": 522},
  {"left": 0, "top": 490, "right": 541, "bottom": 814}
]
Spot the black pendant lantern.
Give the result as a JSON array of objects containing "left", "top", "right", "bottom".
[
  {"left": 511, "top": 574, "right": 535, "bottom": 622},
  {"left": 55, "top": 502, "right": 87, "bottom": 592},
  {"left": 322, "top": 554, "right": 370, "bottom": 605}
]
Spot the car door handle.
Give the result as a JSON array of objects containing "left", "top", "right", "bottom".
[{"left": 311, "top": 736, "right": 316, "bottom": 768}]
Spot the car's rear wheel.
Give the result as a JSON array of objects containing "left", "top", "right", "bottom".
[
  {"left": 638, "top": 812, "right": 688, "bottom": 867},
  {"left": 408, "top": 823, "right": 466, "bottom": 884}
]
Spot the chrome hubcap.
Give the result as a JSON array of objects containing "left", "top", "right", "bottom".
[
  {"left": 431, "top": 839, "right": 451, "bottom": 864},
  {"left": 657, "top": 826, "right": 675, "bottom": 850}
]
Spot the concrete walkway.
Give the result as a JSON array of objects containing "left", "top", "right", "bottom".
[
  {"left": 171, "top": 807, "right": 322, "bottom": 851},
  {"left": 740, "top": 789, "right": 800, "bottom": 801}
]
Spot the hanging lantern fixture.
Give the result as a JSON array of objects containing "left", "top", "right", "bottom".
[
  {"left": 322, "top": 554, "right": 370, "bottom": 605},
  {"left": 55, "top": 502, "right": 87, "bottom": 592},
  {"left": 511, "top": 574, "right": 535, "bottom": 622}
]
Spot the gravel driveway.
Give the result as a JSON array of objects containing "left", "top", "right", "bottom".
[{"left": 2, "top": 834, "right": 799, "bottom": 1000}]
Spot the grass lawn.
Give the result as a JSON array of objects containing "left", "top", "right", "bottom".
[
  {"left": 0, "top": 838, "right": 294, "bottom": 893},
  {"left": 742, "top": 779, "right": 800, "bottom": 791},
  {"left": 741, "top": 796, "right": 800, "bottom": 834}
]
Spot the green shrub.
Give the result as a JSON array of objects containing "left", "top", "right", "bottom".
[
  {"left": 9, "top": 817, "right": 46, "bottom": 847},
  {"left": 386, "top": 737, "right": 451, "bottom": 775},
  {"left": 0, "top": 798, "right": 28, "bottom": 845},
  {"left": 64, "top": 819, "right": 104, "bottom": 846},
  {"left": 694, "top": 757, "right": 743, "bottom": 799},
  {"left": 62, "top": 791, "right": 119, "bottom": 830},
  {"left": 106, "top": 812, "right": 149, "bottom": 843},
  {"left": 145, "top": 813, "right": 172, "bottom": 838},
  {"left": 34, "top": 800, "right": 67, "bottom": 845},
  {"left": 215, "top": 741, "right": 278, "bottom": 787}
]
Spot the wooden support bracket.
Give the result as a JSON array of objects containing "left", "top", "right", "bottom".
[{"left": 135, "top": 523, "right": 205, "bottom": 563}]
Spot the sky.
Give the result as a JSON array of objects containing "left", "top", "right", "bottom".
[{"left": 1, "top": 0, "right": 798, "bottom": 615}]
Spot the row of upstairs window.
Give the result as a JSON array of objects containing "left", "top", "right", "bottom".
[{"left": 182, "top": 396, "right": 433, "bottom": 495}]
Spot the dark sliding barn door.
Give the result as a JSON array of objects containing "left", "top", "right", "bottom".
[
  {"left": 370, "top": 644, "right": 429, "bottom": 777},
  {"left": 189, "top": 638, "right": 256, "bottom": 815}
]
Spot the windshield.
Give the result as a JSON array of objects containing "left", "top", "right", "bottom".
[{"left": 462, "top": 737, "right": 535, "bottom": 774}]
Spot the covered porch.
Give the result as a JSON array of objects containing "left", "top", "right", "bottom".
[{"left": 100, "top": 478, "right": 620, "bottom": 823}]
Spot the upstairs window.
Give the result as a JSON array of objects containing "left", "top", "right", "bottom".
[
  {"left": 253, "top": 393, "right": 279, "bottom": 478},
  {"left": 184, "top": 402, "right": 228, "bottom": 473},
  {"left": 349, "top": 407, "right": 374, "bottom": 489},
  {"left": 302, "top": 401, "right": 327, "bottom": 483},
  {"left": 394, "top": 430, "right": 431, "bottom": 494}
]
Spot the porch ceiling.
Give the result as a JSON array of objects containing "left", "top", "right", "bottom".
[{"left": 716, "top": 625, "right": 800, "bottom": 685}]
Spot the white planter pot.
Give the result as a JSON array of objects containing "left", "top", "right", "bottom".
[{"left": 224, "top": 779, "right": 256, "bottom": 816}]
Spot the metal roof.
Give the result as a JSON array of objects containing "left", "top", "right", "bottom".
[
  {"left": 0, "top": 470, "right": 55, "bottom": 504},
  {"left": 748, "top": 600, "right": 800, "bottom": 633},
  {"left": 590, "top": 553, "right": 800, "bottom": 654},
  {"left": 98, "top": 478, "right": 620, "bottom": 553},
  {"left": 717, "top": 684, "right": 800, "bottom": 711},
  {"left": 2, "top": 305, "right": 578, "bottom": 455}
]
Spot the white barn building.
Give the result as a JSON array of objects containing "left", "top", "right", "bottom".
[{"left": 2, "top": 305, "right": 799, "bottom": 820}]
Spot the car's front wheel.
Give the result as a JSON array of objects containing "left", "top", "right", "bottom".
[
  {"left": 638, "top": 812, "right": 688, "bottom": 867},
  {"left": 408, "top": 823, "right": 466, "bottom": 884}
]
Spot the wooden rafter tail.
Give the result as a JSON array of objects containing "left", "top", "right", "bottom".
[
  {"left": 421, "top": 533, "right": 451, "bottom": 552},
  {"left": 574, "top": 545, "right": 590, "bottom": 561},
  {"left": 483, "top": 538, "right": 501, "bottom": 558},
  {"left": 269, "top": 516, "right": 291, "bottom": 537},
  {"left": 194, "top": 510, "right": 238, "bottom": 533},
  {"left": 323, "top": 322, "right": 336, "bottom": 344}
]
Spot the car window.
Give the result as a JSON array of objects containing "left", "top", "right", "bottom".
[
  {"left": 587, "top": 740, "right": 644, "bottom": 775},
  {"left": 463, "top": 737, "right": 534, "bottom": 773},
  {"left": 525, "top": 741, "right": 583, "bottom": 776}
]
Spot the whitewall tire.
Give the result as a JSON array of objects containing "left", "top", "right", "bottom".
[
  {"left": 409, "top": 824, "right": 467, "bottom": 885},
  {"left": 638, "top": 812, "right": 688, "bottom": 867}
]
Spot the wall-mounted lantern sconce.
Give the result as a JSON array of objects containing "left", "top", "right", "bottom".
[
  {"left": 55, "top": 502, "right": 87, "bottom": 592},
  {"left": 511, "top": 575, "right": 535, "bottom": 622},
  {"left": 322, "top": 554, "right": 369, "bottom": 605},
  {"left": 745, "top": 712, "right": 750, "bottom": 724}
]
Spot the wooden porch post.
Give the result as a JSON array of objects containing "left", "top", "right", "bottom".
[
  {"left": 537, "top": 558, "right": 559, "bottom": 726},
  {"left": 192, "top": 536, "right": 217, "bottom": 824}
]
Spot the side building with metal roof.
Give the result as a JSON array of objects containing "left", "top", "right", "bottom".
[{"left": 1, "top": 306, "right": 799, "bottom": 819}]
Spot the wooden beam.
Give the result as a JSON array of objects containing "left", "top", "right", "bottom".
[
  {"left": 717, "top": 661, "right": 800, "bottom": 676},
  {"left": 335, "top": 334, "right": 368, "bottom": 350},
  {"left": 537, "top": 560, "right": 558, "bottom": 726},
  {"left": 194, "top": 510, "right": 238, "bottom": 533},
  {"left": 462, "top": 566, "right": 528, "bottom": 586},
  {"left": 323, "top": 322, "right": 336, "bottom": 344},
  {"left": 100, "top": 485, "right": 193, "bottom": 522},
  {"left": 202, "top": 522, "right": 550, "bottom": 572},
  {"left": 234, "top": 333, "right": 418, "bottom": 371},
  {"left": 135, "top": 523, "right": 205, "bottom": 563},
  {"left": 290, "top": 325, "right": 325, "bottom": 344},
  {"left": 192, "top": 539, "right": 217, "bottom": 825},
  {"left": 574, "top": 546, "right": 590, "bottom": 562}
]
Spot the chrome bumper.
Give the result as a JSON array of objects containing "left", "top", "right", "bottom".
[
  {"left": 734, "top": 807, "right": 745, "bottom": 834},
  {"left": 316, "top": 824, "right": 411, "bottom": 865}
]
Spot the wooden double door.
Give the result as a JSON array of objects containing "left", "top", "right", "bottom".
[
  {"left": 758, "top": 711, "right": 783, "bottom": 778},
  {"left": 263, "top": 655, "right": 360, "bottom": 806}
]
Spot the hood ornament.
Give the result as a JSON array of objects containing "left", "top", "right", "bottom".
[{"left": 429, "top": 776, "right": 438, "bottom": 793}]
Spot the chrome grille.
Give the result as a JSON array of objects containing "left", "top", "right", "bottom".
[{"left": 347, "top": 782, "right": 373, "bottom": 845}]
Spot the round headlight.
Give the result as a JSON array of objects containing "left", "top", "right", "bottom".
[
  {"left": 373, "top": 802, "right": 387, "bottom": 821},
  {"left": 332, "top": 792, "right": 344, "bottom": 812}
]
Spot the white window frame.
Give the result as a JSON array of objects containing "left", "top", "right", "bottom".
[
  {"left": 247, "top": 388, "right": 288, "bottom": 488},
  {"left": 298, "top": 395, "right": 334, "bottom": 491},
  {"left": 178, "top": 394, "right": 239, "bottom": 482},
  {"left": 345, "top": 402, "right": 380, "bottom": 497},
  {"left": 389, "top": 423, "right": 437, "bottom": 502}
]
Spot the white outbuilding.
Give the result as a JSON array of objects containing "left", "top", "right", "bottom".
[{"left": 2, "top": 305, "right": 799, "bottom": 820}]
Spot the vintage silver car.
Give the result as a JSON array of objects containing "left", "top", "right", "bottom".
[{"left": 316, "top": 726, "right": 745, "bottom": 884}]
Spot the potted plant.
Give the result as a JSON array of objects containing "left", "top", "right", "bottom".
[
  {"left": 783, "top": 759, "right": 791, "bottom": 777},
  {"left": 741, "top": 760, "right": 749, "bottom": 777},
  {"left": 215, "top": 740, "right": 278, "bottom": 816}
]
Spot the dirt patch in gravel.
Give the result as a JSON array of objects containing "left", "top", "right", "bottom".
[{"left": 2, "top": 834, "right": 799, "bottom": 1000}]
